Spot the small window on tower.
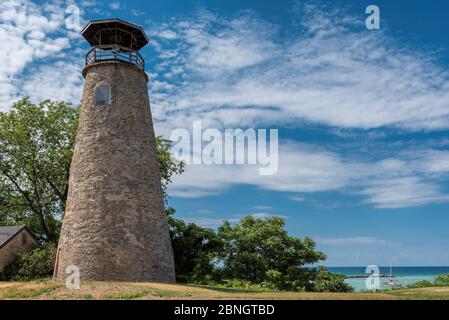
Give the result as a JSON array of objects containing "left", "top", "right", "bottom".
[
  {"left": 22, "top": 232, "right": 27, "bottom": 245},
  {"left": 95, "top": 86, "right": 111, "bottom": 105}
]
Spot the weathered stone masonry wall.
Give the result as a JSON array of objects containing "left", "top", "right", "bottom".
[{"left": 55, "top": 63, "right": 175, "bottom": 282}]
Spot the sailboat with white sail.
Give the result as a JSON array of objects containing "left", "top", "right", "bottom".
[{"left": 383, "top": 262, "right": 402, "bottom": 287}]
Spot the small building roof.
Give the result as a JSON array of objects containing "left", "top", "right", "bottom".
[
  {"left": 81, "top": 19, "right": 149, "bottom": 50},
  {"left": 0, "top": 226, "right": 31, "bottom": 248}
]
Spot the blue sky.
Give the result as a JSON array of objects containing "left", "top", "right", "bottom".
[{"left": 1, "top": 0, "right": 449, "bottom": 266}]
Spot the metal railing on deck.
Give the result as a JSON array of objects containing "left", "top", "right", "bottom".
[{"left": 85, "top": 46, "right": 145, "bottom": 71}]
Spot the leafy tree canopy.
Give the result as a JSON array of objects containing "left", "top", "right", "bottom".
[
  {"left": 168, "top": 213, "right": 223, "bottom": 283},
  {"left": 217, "top": 215, "right": 345, "bottom": 291},
  {"left": 0, "top": 99, "right": 78, "bottom": 242}
]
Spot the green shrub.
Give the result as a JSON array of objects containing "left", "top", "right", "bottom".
[
  {"left": 312, "top": 266, "right": 353, "bottom": 292},
  {"left": 403, "top": 280, "right": 434, "bottom": 289},
  {"left": 2, "top": 244, "right": 56, "bottom": 281},
  {"left": 434, "top": 274, "right": 449, "bottom": 286},
  {"left": 263, "top": 269, "right": 284, "bottom": 290},
  {"left": 401, "top": 273, "right": 449, "bottom": 289},
  {"left": 220, "top": 279, "right": 268, "bottom": 291},
  {"left": 208, "top": 267, "right": 353, "bottom": 293}
]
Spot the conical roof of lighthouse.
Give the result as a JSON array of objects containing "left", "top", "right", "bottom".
[{"left": 81, "top": 18, "right": 149, "bottom": 50}]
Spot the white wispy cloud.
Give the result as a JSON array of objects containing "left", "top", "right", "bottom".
[
  {"left": 131, "top": 9, "right": 145, "bottom": 17},
  {"left": 181, "top": 212, "right": 285, "bottom": 228},
  {"left": 169, "top": 142, "right": 351, "bottom": 197},
  {"left": 317, "top": 237, "right": 388, "bottom": 246},
  {"left": 108, "top": 1, "right": 120, "bottom": 10},
  {"left": 169, "top": 141, "right": 449, "bottom": 208},
  {"left": 0, "top": 0, "right": 78, "bottom": 109},
  {"left": 248, "top": 212, "right": 287, "bottom": 219},
  {"left": 22, "top": 60, "right": 84, "bottom": 104},
  {"left": 80, "top": 1, "right": 96, "bottom": 7},
  {"left": 252, "top": 205, "right": 273, "bottom": 211},
  {"left": 149, "top": 5, "right": 449, "bottom": 132},
  {"left": 359, "top": 176, "right": 449, "bottom": 209},
  {"left": 181, "top": 217, "right": 238, "bottom": 228}
]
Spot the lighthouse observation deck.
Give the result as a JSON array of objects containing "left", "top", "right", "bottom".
[
  {"left": 81, "top": 19, "right": 148, "bottom": 71},
  {"left": 85, "top": 46, "right": 145, "bottom": 71}
]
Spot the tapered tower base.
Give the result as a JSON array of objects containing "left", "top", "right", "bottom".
[{"left": 55, "top": 62, "right": 175, "bottom": 282}]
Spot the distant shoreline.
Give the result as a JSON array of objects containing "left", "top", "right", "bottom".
[{"left": 327, "top": 266, "right": 449, "bottom": 292}]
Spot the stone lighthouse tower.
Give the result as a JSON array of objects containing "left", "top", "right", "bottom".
[{"left": 55, "top": 19, "right": 175, "bottom": 282}]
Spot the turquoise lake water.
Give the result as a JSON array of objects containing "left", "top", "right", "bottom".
[{"left": 327, "top": 266, "right": 449, "bottom": 292}]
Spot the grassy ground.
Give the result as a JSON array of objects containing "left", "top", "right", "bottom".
[{"left": 1, "top": 280, "right": 449, "bottom": 300}]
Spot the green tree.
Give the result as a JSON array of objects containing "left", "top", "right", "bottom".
[
  {"left": 217, "top": 215, "right": 348, "bottom": 291},
  {"left": 0, "top": 98, "right": 184, "bottom": 243},
  {"left": 0, "top": 99, "right": 78, "bottom": 242},
  {"left": 156, "top": 136, "right": 185, "bottom": 203},
  {"left": 168, "top": 214, "right": 223, "bottom": 283},
  {"left": 218, "top": 216, "right": 325, "bottom": 283}
]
